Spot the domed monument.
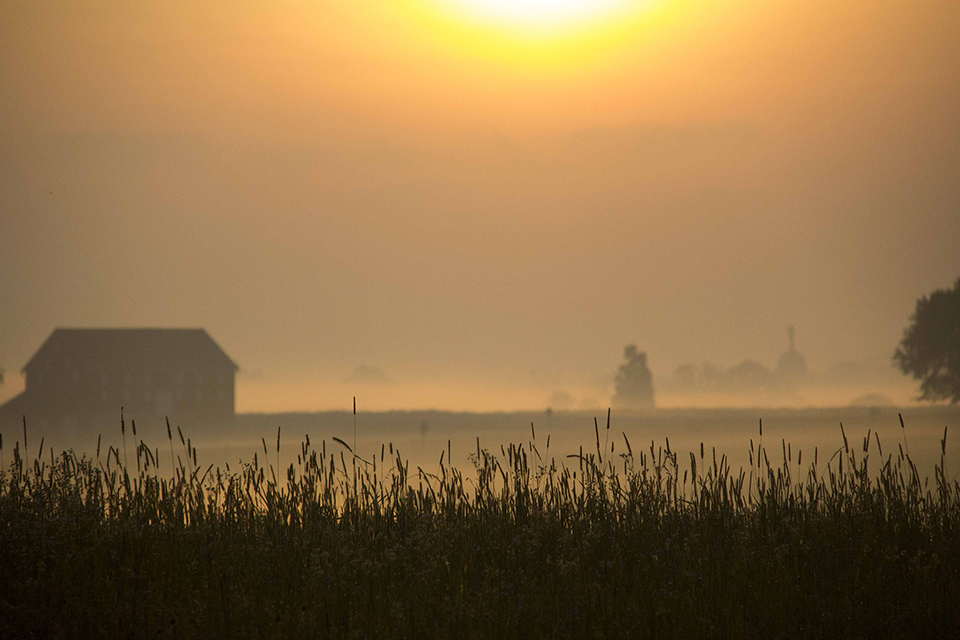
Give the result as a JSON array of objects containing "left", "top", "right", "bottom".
[{"left": 777, "top": 326, "right": 807, "bottom": 382}]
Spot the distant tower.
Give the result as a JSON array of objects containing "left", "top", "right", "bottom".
[{"left": 777, "top": 325, "right": 807, "bottom": 380}]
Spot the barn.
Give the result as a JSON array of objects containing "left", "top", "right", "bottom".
[{"left": 0, "top": 328, "right": 238, "bottom": 433}]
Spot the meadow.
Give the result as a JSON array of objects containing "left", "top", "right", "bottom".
[{"left": 1, "top": 410, "right": 958, "bottom": 638}]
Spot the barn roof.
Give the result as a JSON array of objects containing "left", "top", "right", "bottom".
[{"left": 22, "top": 328, "right": 238, "bottom": 373}]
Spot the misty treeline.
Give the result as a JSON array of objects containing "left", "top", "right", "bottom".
[
  {"left": 672, "top": 360, "right": 796, "bottom": 393},
  {"left": 669, "top": 327, "right": 808, "bottom": 395},
  {"left": 1, "top": 414, "right": 958, "bottom": 638}
]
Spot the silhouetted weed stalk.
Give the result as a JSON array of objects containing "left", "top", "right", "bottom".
[{"left": 1, "top": 411, "right": 958, "bottom": 638}]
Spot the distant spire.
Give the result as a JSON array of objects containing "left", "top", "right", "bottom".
[{"left": 778, "top": 325, "right": 806, "bottom": 378}]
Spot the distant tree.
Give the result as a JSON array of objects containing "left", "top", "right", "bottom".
[
  {"left": 698, "top": 362, "right": 727, "bottom": 391},
  {"left": 893, "top": 277, "right": 960, "bottom": 404},
  {"left": 612, "top": 345, "right": 654, "bottom": 409},
  {"left": 727, "top": 359, "right": 773, "bottom": 389},
  {"left": 549, "top": 391, "right": 575, "bottom": 410},
  {"left": 673, "top": 364, "right": 697, "bottom": 391}
]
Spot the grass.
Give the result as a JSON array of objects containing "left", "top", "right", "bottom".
[{"left": 0, "top": 411, "right": 958, "bottom": 638}]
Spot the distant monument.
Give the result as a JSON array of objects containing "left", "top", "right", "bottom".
[
  {"left": 777, "top": 326, "right": 807, "bottom": 382},
  {"left": 612, "top": 345, "right": 655, "bottom": 409}
]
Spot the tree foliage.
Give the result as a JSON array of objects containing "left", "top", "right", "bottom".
[
  {"left": 612, "top": 345, "right": 654, "bottom": 408},
  {"left": 894, "top": 277, "right": 960, "bottom": 404}
]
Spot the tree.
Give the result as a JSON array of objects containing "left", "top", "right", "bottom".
[
  {"left": 612, "top": 345, "right": 654, "bottom": 409},
  {"left": 893, "top": 277, "right": 960, "bottom": 404}
]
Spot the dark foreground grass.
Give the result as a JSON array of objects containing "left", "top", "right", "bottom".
[{"left": 1, "top": 413, "right": 958, "bottom": 639}]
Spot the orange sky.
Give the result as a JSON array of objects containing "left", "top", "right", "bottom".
[{"left": 1, "top": 0, "right": 959, "bottom": 411}]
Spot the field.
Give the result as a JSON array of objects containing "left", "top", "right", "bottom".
[{"left": 1, "top": 407, "right": 959, "bottom": 637}]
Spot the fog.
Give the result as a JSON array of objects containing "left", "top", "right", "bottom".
[{"left": 2, "top": 0, "right": 959, "bottom": 414}]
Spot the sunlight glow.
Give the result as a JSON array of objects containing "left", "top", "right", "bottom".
[
  {"left": 443, "top": 0, "right": 644, "bottom": 34},
  {"left": 461, "top": 0, "right": 624, "bottom": 24},
  {"left": 348, "top": 0, "right": 673, "bottom": 79}
]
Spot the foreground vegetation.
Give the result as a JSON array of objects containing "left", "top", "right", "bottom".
[{"left": 1, "top": 413, "right": 958, "bottom": 638}]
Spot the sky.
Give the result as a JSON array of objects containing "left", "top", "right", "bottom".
[{"left": 1, "top": 0, "right": 959, "bottom": 411}]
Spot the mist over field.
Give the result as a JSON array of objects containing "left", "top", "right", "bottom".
[
  {"left": 0, "top": 1, "right": 957, "bottom": 494},
  {"left": 2, "top": 0, "right": 959, "bottom": 420}
]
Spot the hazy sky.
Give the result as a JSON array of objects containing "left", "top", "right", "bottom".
[{"left": 2, "top": 0, "right": 958, "bottom": 411}]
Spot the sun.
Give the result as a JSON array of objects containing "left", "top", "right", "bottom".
[
  {"left": 444, "top": 0, "right": 640, "bottom": 34},
  {"left": 397, "top": 0, "right": 660, "bottom": 66}
]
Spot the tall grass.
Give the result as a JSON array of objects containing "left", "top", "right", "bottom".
[{"left": 1, "top": 412, "right": 958, "bottom": 638}]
